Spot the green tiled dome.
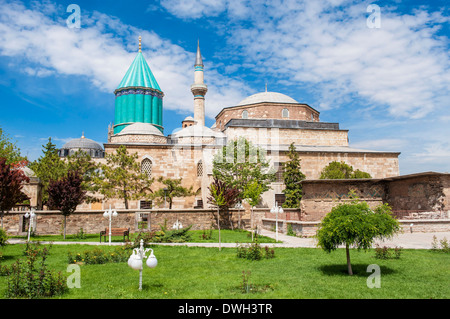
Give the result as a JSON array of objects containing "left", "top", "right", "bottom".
[
  {"left": 113, "top": 41, "right": 164, "bottom": 135},
  {"left": 117, "top": 52, "right": 161, "bottom": 91}
]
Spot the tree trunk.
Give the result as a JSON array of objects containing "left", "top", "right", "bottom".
[
  {"left": 217, "top": 208, "right": 221, "bottom": 251},
  {"left": 123, "top": 187, "right": 128, "bottom": 209},
  {"left": 346, "top": 243, "right": 353, "bottom": 275},
  {"left": 251, "top": 206, "right": 254, "bottom": 241},
  {"left": 64, "top": 215, "right": 67, "bottom": 240}
]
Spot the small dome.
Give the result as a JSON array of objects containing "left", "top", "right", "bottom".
[
  {"left": 173, "top": 124, "right": 225, "bottom": 138},
  {"left": 22, "top": 167, "right": 36, "bottom": 178},
  {"left": 238, "top": 91, "right": 298, "bottom": 106},
  {"left": 62, "top": 136, "right": 103, "bottom": 151},
  {"left": 59, "top": 134, "right": 104, "bottom": 158},
  {"left": 118, "top": 122, "right": 163, "bottom": 136},
  {"left": 183, "top": 116, "right": 195, "bottom": 122}
]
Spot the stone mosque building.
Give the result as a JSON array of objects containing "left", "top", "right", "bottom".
[{"left": 60, "top": 38, "right": 400, "bottom": 210}]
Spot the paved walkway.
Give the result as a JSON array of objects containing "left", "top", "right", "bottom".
[{"left": 8, "top": 230, "right": 450, "bottom": 249}]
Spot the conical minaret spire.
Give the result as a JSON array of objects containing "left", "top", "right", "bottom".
[{"left": 191, "top": 40, "right": 207, "bottom": 126}]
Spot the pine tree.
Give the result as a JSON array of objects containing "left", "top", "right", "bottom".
[
  {"left": 282, "top": 143, "right": 306, "bottom": 208},
  {"left": 28, "top": 138, "right": 67, "bottom": 207}
]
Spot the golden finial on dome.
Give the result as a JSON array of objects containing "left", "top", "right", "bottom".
[{"left": 139, "top": 36, "right": 142, "bottom": 52}]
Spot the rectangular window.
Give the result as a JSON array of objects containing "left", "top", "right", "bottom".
[
  {"left": 275, "top": 162, "right": 284, "bottom": 183},
  {"left": 139, "top": 200, "right": 152, "bottom": 209},
  {"left": 275, "top": 193, "right": 286, "bottom": 207}
]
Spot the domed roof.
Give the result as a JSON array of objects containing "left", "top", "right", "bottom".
[
  {"left": 117, "top": 122, "right": 163, "bottom": 136},
  {"left": 237, "top": 91, "right": 298, "bottom": 106},
  {"left": 172, "top": 124, "right": 225, "bottom": 138},
  {"left": 117, "top": 51, "right": 161, "bottom": 91},
  {"left": 183, "top": 116, "right": 195, "bottom": 121},
  {"left": 61, "top": 135, "right": 103, "bottom": 151}
]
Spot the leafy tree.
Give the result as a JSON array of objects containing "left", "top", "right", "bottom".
[
  {"left": 65, "top": 150, "right": 100, "bottom": 203},
  {"left": 282, "top": 143, "right": 306, "bottom": 208},
  {"left": 207, "top": 178, "right": 239, "bottom": 250},
  {"left": 242, "top": 180, "right": 265, "bottom": 240},
  {"left": 94, "top": 145, "right": 153, "bottom": 209},
  {"left": 213, "top": 137, "right": 275, "bottom": 202},
  {"left": 0, "top": 127, "right": 27, "bottom": 165},
  {"left": 0, "top": 157, "right": 30, "bottom": 228},
  {"left": 47, "top": 170, "right": 86, "bottom": 239},
  {"left": 316, "top": 197, "right": 400, "bottom": 275},
  {"left": 152, "top": 177, "right": 194, "bottom": 209},
  {"left": 28, "top": 138, "right": 67, "bottom": 206},
  {"left": 319, "top": 161, "right": 371, "bottom": 179}
]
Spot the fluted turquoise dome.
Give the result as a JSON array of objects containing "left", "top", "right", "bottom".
[{"left": 113, "top": 45, "right": 164, "bottom": 134}]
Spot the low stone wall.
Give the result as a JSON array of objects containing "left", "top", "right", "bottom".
[{"left": 1, "top": 208, "right": 261, "bottom": 236}]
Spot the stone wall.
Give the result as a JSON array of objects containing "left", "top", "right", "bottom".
[{"left": 1, "top": 208, "right": 262, "bottom": 236}]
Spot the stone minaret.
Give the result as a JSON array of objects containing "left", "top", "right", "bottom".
[{"left": 191, "top": 40, "right": 207, "bottom": 126}]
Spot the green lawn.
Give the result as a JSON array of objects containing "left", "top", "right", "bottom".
[
  {"left": 11, "top": 229, "right": 277, "bottom": 244},
  {"left": 0, "top": 242, "right": 448, "bottom": 299}
]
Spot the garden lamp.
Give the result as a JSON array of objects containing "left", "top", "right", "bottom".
[
  {"left": 24, "top": 208, "right": 36, "bottom": 242},
  {"left": 103, "top": 205, "right": 118, "bottom": 245},
  {"left": 128, "top": 239, "right": 158, "bottom": 290},
  {"left": 271, "top": 201, "right": 284, "bottom": 242}
]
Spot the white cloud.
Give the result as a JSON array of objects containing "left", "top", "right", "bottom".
[
  {"left": 0, "top": 0, "right": 249, "bottom": 119},
  {"left": 160, "top": 0, "right": 450, "bottom": 119}
]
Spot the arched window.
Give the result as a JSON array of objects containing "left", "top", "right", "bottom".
[
  {"left": 282, "top": 108, "right": 289, "bottom": 118},
  {"left": 141, "top": 158, "right": 153, "bottom": 177},
  {"left": 242, "top": 110, "right": 248, "bottom": 119},
  {"left": 197, "top": 160, "right": 203, "bottom": 177}
]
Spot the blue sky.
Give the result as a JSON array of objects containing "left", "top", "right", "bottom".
[{"left": 0, "top": 0, "right": 449, "bottom": 175}]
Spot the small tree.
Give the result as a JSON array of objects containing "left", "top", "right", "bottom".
[
  {"left": 66, "top": 150, "right": 100, "bottom": 203},
  {"left": 242, "top": 180, "right": 265, "bottom": 241},
  {"left": 213, "top": 137, "right": 275, "bottom": 202},
  {"left": 316, "top": 197, "right": 400, "bottom": 275},
  {"left": 152, "top": 177, "right": 194, "bottom": 209},
  {"left": 47, "top": 170, "right": 86, "bottom": 239},
  {"left": 94, "top": 145, "right": 153, "bottom": 209},
  {"left": 0, "top": 157, "right": 30, "bottom": 228},
  {"left": 282, "top": 143, "right": 306, "bottom": 208},
  {"left": 0, "top": 127, "right": 28, "bottom": 165},
  {"left": 319, "top": 161, "right": 371, "bottom": 179},
  {"left": 207, "top": 178, "right": 239, "bottom": 250},
  {"left": 29, "top": 138, "right": 67, "bottom": 207}
]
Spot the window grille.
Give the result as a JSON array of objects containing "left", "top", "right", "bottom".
[
  {"left": 197, "top": 161, "right": 203, "bottom": 177},
  {"left": 242, "top": 110, "right": 248, "bottom": 119},
  {"left": 282, "top": 108, "right": 289, "bottom": 118},
  {"left": 276, "top": 162, "right": 284, "bottom": 182},
  {"left": 140, "top": 200, "right": 152, "bottom": 209},
  {"left": 141, "top": 158, "right": 152, "bottom": 177}
]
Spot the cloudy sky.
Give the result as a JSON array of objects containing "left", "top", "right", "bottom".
[{"left": 0, "top": 0, "right": 448, "bottom": 175}]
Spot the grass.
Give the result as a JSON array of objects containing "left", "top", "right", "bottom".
[
  {"left": 0, "top": 242, "right": 449, "bottom": 299},
  {"left": 11, "top": 229, "right": 278, "bottom": 244}
]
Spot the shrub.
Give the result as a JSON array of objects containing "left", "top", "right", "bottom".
[
  {"left": 5, "top": 242, "right": 68, "bottom": 298},
  {"left": 0, "top": 228, "right": 8, "bottom": 248},
  {"left": 374, "top": 245, "right": 402, "bottom": 259},
  {"left": 431, "top": 236, "right": 450, "bottom": 253},
  {"left": 68, "top": 246, "right": 130, "bottom": 265},
  {"left": 131, "top": 221, "right": 193, "bottom": 245},
  {"left": 236, "top": 241, "right": 275, "bottom": 261}
]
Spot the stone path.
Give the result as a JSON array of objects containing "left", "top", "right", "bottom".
[{"left": 7, "top": 230, "right": 450, "bottom": 249}]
